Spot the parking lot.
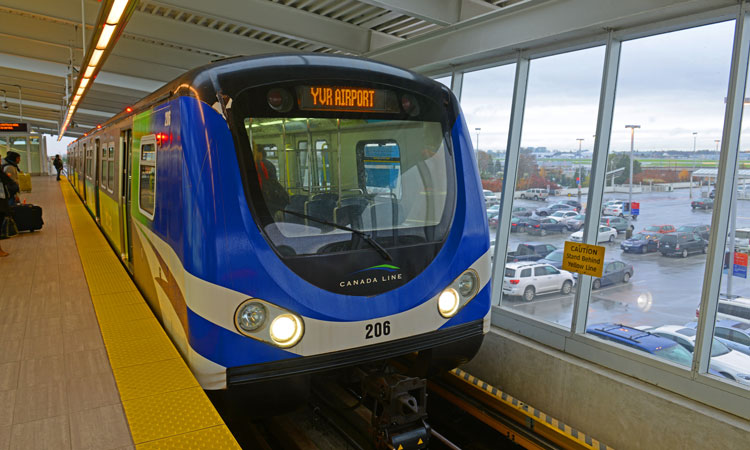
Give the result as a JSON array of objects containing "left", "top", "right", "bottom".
[{"left": 495, "top": 188, "right": 750, "bottom": 329}]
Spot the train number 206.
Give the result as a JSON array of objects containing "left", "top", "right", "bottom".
[{"left": 365, "top": 321, "right": 391, "bottom": 339}]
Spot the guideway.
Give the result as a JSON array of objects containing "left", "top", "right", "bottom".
[{"left": 0, "top": 175, "right": 239, "bottom": 449}]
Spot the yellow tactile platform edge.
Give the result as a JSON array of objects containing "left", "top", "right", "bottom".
[
  {"left": 451, "top": 368, "right": 615, "bottom": 450},
  {"left": 60, "top": 178, "right": 241, "bottom": 450}
]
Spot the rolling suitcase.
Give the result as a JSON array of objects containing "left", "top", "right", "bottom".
[
  {"left": 11, "top": 204, "right": 43, "bottom": 232},
  {"left": 18, "top": 173, "right": 32, "bottom": 192}
]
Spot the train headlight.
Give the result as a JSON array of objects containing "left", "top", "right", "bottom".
[
  {"left": 438, "top": 288, "right": 460, "bottom": 318},
  {"left": 270, "top": 314, "right": 304, "bottom": 348},
  {"left": 458, "top": 271, "right": 478, "bottom": 298},
  {"left": 236, "top": 302, "right": 267, "bottom": 332}
]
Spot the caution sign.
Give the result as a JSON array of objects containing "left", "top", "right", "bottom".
[{"left": 562, "top": 241, "right": 605, "bottom": 278}]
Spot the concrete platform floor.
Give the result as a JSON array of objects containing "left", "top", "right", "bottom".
[{"left": 0, "top": 175, "right": 134, "bottom": 450}]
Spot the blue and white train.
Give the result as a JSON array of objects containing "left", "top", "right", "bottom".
[{"left": 67, "top": 54, "right": 490, "bottom": 401}]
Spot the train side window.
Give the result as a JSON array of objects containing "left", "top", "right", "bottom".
[
  {"left": 138, "top": 135, "right": 157, "bottom": 220},
  {"left": 108, "top": 144, "right": 115, "bottom": 194},
  {"left": 356, "top": 140, "right": 402, "bottom": 198}
]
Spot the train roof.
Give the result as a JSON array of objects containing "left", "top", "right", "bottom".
[{"left": 70, "top": 53, "right": 449, "bottom": 143}]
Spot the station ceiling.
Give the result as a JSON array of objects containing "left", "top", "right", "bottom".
[{"left": 0, "top": 0, "right": 736, "bottom": 138}]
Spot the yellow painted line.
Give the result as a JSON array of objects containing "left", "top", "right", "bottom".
[
  {"left": 60, "top": 177, "right": 241, "bottom": 449},
  {"left": 450, "top": 368, "right": 615, "bottom": 450}
]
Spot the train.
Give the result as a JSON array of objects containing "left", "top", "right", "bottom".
[{"left": 66, "top": 54, "right": 491, "bottom": 404}]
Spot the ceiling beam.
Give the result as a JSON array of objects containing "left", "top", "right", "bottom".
[
  {"left": 1, "top": 96, "right": 111, "bottom": 118},
  {"left": 0, "top": 52, "right": 162, "bottom": 92},
  {"left": 367, "top": 0, "right": 735, "bottom": 72},
  {"left": 149, "top": 0, "right": 402, "bottom": 53},
  {"left": 355, "top": 0, "right": 461, "bottom": 26}
]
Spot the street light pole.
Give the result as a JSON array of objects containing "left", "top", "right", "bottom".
[
  {"left": 576, "top": 138, "right": 584, "bottom": 202},
  {"left": 475, "top": 127, "right": 481, "bottom": 152},
  {"left": 625, "top": 125, "right": 640, "bottom": 219}
]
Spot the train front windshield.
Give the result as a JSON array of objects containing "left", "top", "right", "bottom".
[{"left": 243, "top": 116, "right": 454, "bottom": 257}]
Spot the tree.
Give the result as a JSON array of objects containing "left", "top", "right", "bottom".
[
  {"left": 476, "top": 150, "right": 492, "bottom": 178},
  {"left": 608, "top": 153, "right": 642, "bottom": 184},
  {"left": 678, "top": 169, "right": 690, "bottom": 182}
]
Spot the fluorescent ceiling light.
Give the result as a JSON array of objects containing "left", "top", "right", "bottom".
[
  {"left": 96, "top": 24, "right": 116, "bottom": 49},
  {"left": 90, "top": 49, "right": 103, "bottom": 67},
  {"left": 107, "top": 0, "right": 129, "bottom": 24},
  {"left": 79, "top": 78, "right": 90, "bottom": 88},
  {"left": 83, "top": 66, "right": 95, "bottom": 78}
]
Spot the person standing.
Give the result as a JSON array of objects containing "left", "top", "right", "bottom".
[
  {"left": 2, "top": 151, "right": 21, "bottom": 206},
  {"left": 0, "top": 168, "right": 12, "bottom": 256},
  {"left": 53, "top": 155, "right": 63, "bottom": 181}
]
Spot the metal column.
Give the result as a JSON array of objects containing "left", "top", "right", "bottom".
[
  {"left": 490, "top": 55, "right": 530, "bottom": 307},
  {"left": 571, "top": 33, "right": 622, "bottom": 334}
]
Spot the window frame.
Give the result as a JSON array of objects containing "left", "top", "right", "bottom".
[{"left": 137, "top": 135, "right": 157, "bottom": 221}]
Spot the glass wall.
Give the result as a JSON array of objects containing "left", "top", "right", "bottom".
[
  {"left": 499, "top": 47, "right": 604, "bottom": 327},
  {"left": 30, "top": 136, "right": 40, "bottom": 174},
  {"left": 9, "top": 137, "right": 28, "bottom": 172},
  {"left": 585, "top": 22, "right": 736, "bottom": 376}
]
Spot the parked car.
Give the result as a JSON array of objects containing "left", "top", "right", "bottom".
[
  {"left": 511, "top": 216, "right": 534, "bottom": 233},
  {"left": 538, "top": 249, "right": 565, "bottom": 269},
  {"left": 549, "top": 210, "right": 579, "bottom": 223},
  {"left": 512, "top": 206, "right": 533, "bottom": 217},
  {"left": 710, "top": 187, "right": 716, "bottom": 199},
  {"left": 487, "top": 204, "right": 500, "bottom": 215},
  {"left": 648, "top": 325, "right": 750, "bottom": 385},
  {"left": 676, "top": 224, "right": 710, "bottom": 240},
  {"left": 643, "top": 224, "right": 676, "bottom": 234},
  {"left": 691, "top": 197, "right": 713, "bottom": 210},
  {"left": 658, "top": 232, "right": 706, "bottom": 257},
  {"left": 734, "top": 228, "right": 750, "bottom": 253},
  {"left": 564, "top": 214, "right": 586, "bottom": 231},
  {"left": 600, "top": 216, "right": 634, "bottom": 234},
  {"left": 503, "top": 262, "right": 574, "bottom": 301},
  {"left": 558, "top": 199, "right": 583, "bottom": 211},
  {"left": 535, "top": 202, "right": 576, "bottom": 217},
  {"left": 483, "top": 189, "right": 501, "bottom": 207},
  {"left": 526, "top": 217, "right": 567, "bottom": 236},
  {"left": 695, "top": 296, "right": 750, "bottom": 325},
  {"left": 488, "top": 213, "right": 499, "bottom": 227},
  {"left": 603, "top": 200, "right": 630, "bottom": 217},
  {"left": 570, "top": 225, "right": 617, "bottom": 243},
  {"left": 586, "top": 323, "right": 693, "bottom": 366},
  {"left": 620, "top": 232, "right": 660, "bottom": 253},
  {"left": 517, "top": 188, "right": 548, "bottom": 201},
  {"left": 591, "top": 260, "right": 633, "bottom": 290},
  {"left": 685, "top": 320, "right": 750, "bottom": 357},
  {"left": 506, "top": 243, "right": 557, "bottom": 263}
]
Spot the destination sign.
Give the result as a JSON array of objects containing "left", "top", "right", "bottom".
[
  {"left": 0, "top": 123, "right": 28, "bottom": 133},
  {"left": 562, "top": 241, "right": 605, "bottom": 278},
  {"left": 297, "top": 86, "right": 398, "bottom": 113}
]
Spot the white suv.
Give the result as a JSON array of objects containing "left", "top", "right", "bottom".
[
  {"left": 518, "top": 188, "right": 549, "bottom": 201},
  {"left": 503, "top": 262, "right": 575, "bottom": 301}
]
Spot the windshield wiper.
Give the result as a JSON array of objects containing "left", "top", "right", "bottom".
[{"left": 280, "top": 209, "right": 393, "bottom": 261}]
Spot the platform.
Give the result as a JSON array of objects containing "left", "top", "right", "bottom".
[{"left": 0, "top": 176, "right": 239, "bottom": 450}]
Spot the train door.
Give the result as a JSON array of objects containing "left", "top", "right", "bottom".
[
  {"left": 82, "top": 143, "right": 87, "bottom": 202},
  {"left": 121, "top": 129, "right": 133, "bottom": 266},
  {"left": 94, "top": 139, "right": 101, "bottom": 220}
]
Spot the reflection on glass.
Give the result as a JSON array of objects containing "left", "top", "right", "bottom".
[
  {"left": 434, "top": 76, "right": 451, "bottom": 88},
  {"left": 500, "top": 46, "right": 605, "bottom": 329}
]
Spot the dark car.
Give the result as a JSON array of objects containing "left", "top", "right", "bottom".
[
  {"left": 658, "top": 232, "right": 707, "bottom": 257},
  {"left": 594, "top": 260, "right": 633, "bottom": 289},
  {"left": 600, "top": 216, "right": 634, "bottom": 234},
  {"left": 620, "top": 232, "right": 660, "bottom": 253},
  {"left": 710, "top": 188, "right": 716, "bottom": 199},
  {"left": 534, "top": 203, "right": 576, "bottom": 217},
  {"left": 526, "top": 217, "right": 567, "bottom": 236},
  {"left": 538, "top": 249, "right": 564, "bottom": 269},
  {"left": 506, "top": 242, "right": 557, "bottom": 262},
  {"left": 676, "top": 224, "right": 710, "bottom": 240},
  {"left": 511, "top": 216, "right": 534, "bottom": 232},
  {"left": 488, "top": 213, "right": 499, "bottom": 227},
  {"left": 512, "top": 206, "right": 533, "bottom": 217},
  {"left": 558, "top": 199, "right": 583, "bottom": 211},
  {"left": 586, "top": 324, "right": 693, "bottom": 366},
  {"left": 691, "top": 197, "right": 713, "bottom": 210}
]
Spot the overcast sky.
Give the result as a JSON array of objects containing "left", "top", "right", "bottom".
[{"left": 450, "top": 20, "right": 741, "bottom": 153}]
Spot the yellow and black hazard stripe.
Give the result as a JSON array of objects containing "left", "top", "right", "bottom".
[{"left": 450, "top": 368, "right": 615, "bottom": 450}]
